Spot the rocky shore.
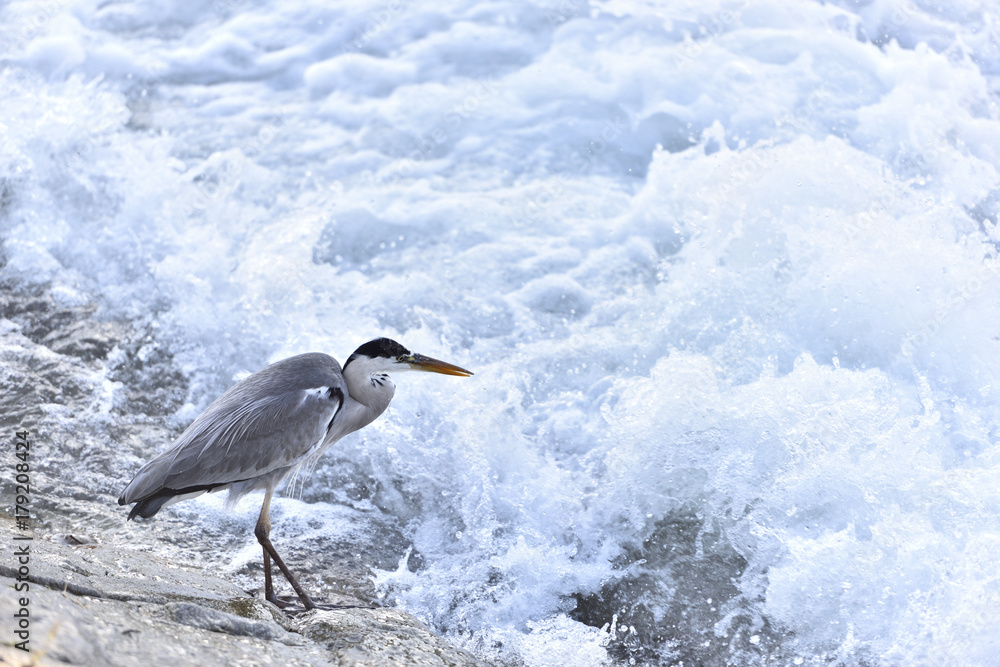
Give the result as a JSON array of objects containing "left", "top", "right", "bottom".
[
  {"left": 0, "top": 284, "right": 486, "bottom": 666},
  {"left": 0, "top": 530, "right": 485, "bottom": 666}
]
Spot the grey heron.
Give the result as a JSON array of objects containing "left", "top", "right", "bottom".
[{"left": 118, "top": 338, "right": 472, "bottom": 610}]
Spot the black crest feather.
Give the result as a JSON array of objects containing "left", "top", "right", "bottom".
[{"left": 344, "top": 338, "right": 410, "bottom": 369}]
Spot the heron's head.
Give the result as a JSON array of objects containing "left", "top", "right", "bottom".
[{"left": 344, "top": 338, "right": 473, "bottom": 377}]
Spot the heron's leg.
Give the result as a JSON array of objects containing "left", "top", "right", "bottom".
[
  {"left": 255, "top": 489, "right": 279, "bottom": 605},
  {"left": 262, "top": 545, "right": 275, "bottom": 605},
  {"left": 255, "top": 488, "right": 316, "bottom": 611}
]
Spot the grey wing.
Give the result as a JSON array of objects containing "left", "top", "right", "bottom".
[{"left": 120, "top": 354, "right": 346, "bottom": 505}]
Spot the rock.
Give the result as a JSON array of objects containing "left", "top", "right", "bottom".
[
  {"left": 166, "top": 601, "right": 301, "bottom": 645},
  {"left": 41, "top": 318, "right": 126, "bottom": 362},
  {"left": 0, "top": 546, "right": 334, "bottom": 666},
  {"left": 301, "top": 607, "right": 485, "bottom": 666},
  {"left": 0, "top": 529, "right": 487, "bottom": 666},
  {"left": 0, "top": 536, "right": 250, "bottom": 605},
  {"left": 0, "top": 285, "right": 127, "bottom": 362}
]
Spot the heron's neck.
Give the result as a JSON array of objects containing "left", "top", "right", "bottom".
[{"left": 342, "top": 361, "right": 396, "bottom": 426}]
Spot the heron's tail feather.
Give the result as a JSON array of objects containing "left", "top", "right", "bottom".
[{"left": 120, "top": 484, "right": 221, "bottom": 520}]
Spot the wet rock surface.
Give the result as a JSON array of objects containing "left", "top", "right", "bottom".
[
  {"left": 0, "top": 286, "right": 487, "bottom": 667},
  {"left": 0, "top": 529, "right": 487, "bottom": 667},
  {"left": 0, "top": 532, "right": 328, "bottom": 667}
]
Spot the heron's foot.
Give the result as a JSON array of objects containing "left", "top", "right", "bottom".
[
  {"left": 265, "top": 592, "right": 299, "bottom": 610},
  {"left": 285, "top": 601, "right": 379, "bottom": 615},
  {"left": 266, "top": 593, "right": 377, "bottom": 615}
]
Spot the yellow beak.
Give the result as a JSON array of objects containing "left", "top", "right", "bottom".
[{"left": 407, "top": 353, "right": 474, "bottom": 377}]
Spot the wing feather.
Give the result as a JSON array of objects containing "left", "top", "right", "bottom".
[{"left": 120, "top": 353, "right": 346, "bottom": 505}]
